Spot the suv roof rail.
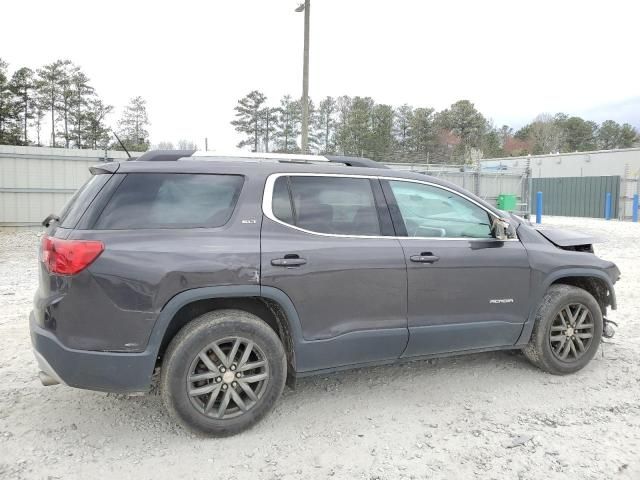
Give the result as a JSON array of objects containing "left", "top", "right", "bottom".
[
  {"left": 324, "top": 155, "right": 387, "bottom": 169},
  {"left": 133, "top": 150, "right": 386, "bottom": 168},
  {"left": 190, "top": 151, "right": 330, "bottom": 162}
]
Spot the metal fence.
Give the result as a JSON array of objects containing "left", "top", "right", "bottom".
[
  {"left": 1, "top": 146, "right": 532, "bottom": 228},
  {"left": 620, "top": 165, "right": 640, "bottom": 220},
  {"left": 388, "top": 163, "right": 531, "bottom": 216},
  {"left": 0, "top": 146, "right": 133, "bottom": 227}
]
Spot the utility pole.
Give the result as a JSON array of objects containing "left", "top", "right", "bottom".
[{"left": 296, "top": 0, "right": 310, "bottom": 153}]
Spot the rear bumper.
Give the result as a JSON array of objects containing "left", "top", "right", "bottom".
[{"left": 29, "top": 312, "right": 156, "bottom": 393}]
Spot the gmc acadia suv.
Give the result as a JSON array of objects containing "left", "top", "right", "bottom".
[{"left": 31, "top": 150, "right": 620, "bottom": 436}]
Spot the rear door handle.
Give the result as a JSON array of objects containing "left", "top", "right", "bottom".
[
  {"left": 410, "top": 252, "right": 440, "bottom": 264},
  {"left": 271, "top": 257, "right": 307, "bottom": 267}
]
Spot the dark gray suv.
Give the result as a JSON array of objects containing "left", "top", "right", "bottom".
[{"left": 31, "top": 151, "right": 620, "bottom": 436}]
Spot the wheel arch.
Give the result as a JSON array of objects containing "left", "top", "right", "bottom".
[
  {"left": 148, "top": 286, "right": 304, "bottom": 375},
  {"left": 549, "top": 276, "right": 614, "bottom": 315},
  {"left": 516, "top": 268, "right": 616, "bottom": 345}
]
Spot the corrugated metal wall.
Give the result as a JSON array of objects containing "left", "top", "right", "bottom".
[
  {"left": 0, "top": 146, "right": 132, "bottom": 227},
  {"left": 531, "top": 176, "right": 620, "bottom": 218}
]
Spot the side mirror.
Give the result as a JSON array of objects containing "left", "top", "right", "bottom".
[{"left": 492, "top": 217, "right": 510, "bottom": 241}]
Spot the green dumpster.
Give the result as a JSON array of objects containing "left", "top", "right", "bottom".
[{"left": 497, "top": 194, "right": 517, "bottom": 211}]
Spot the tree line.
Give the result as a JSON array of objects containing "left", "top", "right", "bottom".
[
  {"left": 0, "top": 58, "right": 150, "bottom": 151},
  {"left": 231, "top": 90, "right": 639, "bottom": 163}
]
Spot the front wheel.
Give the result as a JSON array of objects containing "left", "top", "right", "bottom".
[
  {"left": 523, "top": 284, "right": 603, "bottom": 375},
  {"left": 161, "top": 310, "right": 287, "bottom": 436}
]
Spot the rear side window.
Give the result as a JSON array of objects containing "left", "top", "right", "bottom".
[
  {"left": 94, "top": 173, "right": 243, "bottom": 229},
  {"left": 271, "top": 175, "right": 381, "bottom": 236},
  {"left": 60, "top": 174, "right": 110, "bottom": 228}
]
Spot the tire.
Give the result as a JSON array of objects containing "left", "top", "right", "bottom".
[
  {"left": 161, "top": 309, "right": 287, "bottom": 436},
  {"left": 523, "top": 284, "right": 603, "bottom": 375}
]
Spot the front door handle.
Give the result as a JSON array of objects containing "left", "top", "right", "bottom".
[
  {"left": 410, "top": 252, "right": 440, "bottom": 264},
  {"left": 271, "top": 257, "right": 307, "bottom": 267}
]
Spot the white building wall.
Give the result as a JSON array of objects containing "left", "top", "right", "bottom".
[
  {"left": 482, "top": 147, "right": 640, "bottom": 178},
  {"left": 482, "top": 148, "right": 640, "bottom": 219}
]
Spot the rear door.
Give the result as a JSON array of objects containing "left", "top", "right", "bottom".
[
  {"left": 380, "top": 178, "right": 531, "bottom": 357},
  {"left": 260, "top": 173, "right": 408, "bottom": 372}
]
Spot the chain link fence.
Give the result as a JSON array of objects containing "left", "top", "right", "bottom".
[
  {"left": 385, "top": 162, "right": 531, "bottom": 217},
  {"left": 1, "top": 145, "right": 532, "bottom": 227}
]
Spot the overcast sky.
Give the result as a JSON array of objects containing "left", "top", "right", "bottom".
[{"left": 2, "top": 0, "right": 639, "bottom": 150}]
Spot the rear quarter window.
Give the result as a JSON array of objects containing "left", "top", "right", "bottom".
[
  {"left": 60, "top": 174, "right": 110, "bottom": 228},
  {"left": 94, "top": 173, "right": 244, "bottom": 229}
]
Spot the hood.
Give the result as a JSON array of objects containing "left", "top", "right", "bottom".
[{"left": 533, "top": 226, "right": 601, "bottom": 247}]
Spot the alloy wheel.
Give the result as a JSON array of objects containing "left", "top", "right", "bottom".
[
  {"left": 549, "top": 303, "right": 595, "bottom": 362},
  {"left": 187, "top": 337, "right": 269, "bottom": 419}
]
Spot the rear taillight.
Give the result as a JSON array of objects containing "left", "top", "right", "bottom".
[{"left": 41, "top": 235, "right": 104, "bottom": 276}]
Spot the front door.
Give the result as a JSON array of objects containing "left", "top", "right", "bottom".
[
  {"left": 260, "top": 173, "right": 408, "bottom": 372},
  {"left": 381, "top": 178, "right": 531, "bottom": 357}
]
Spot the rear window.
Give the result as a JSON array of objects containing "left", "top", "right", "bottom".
[
  {"left": 94, "top": 173, "right": 244, "bottom": 229},
  {"left": 60, "top": 174, "right": 110, "bottom": 228},
  {"left": 272, "top": 175, "right": 381, "bottom": 236}
]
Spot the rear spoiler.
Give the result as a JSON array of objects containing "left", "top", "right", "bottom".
[{"left": 89, "top": 162, "right": 120, "bottom": 174}]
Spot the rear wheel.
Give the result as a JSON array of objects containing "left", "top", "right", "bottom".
[
  {"left": 523, "top": 284, "right": 602, "bottom": 375},
  {"left": 161, "top": 310, "right": 287, "bottom": 436}
]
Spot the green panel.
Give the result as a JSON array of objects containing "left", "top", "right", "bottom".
[{"left": 531, "top": 176, "right": 620, "bottom": 218}]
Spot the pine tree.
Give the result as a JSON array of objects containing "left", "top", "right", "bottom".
[
  {"left": 231, "top": 90, "right": 267, "bottom": 152},
  {"left": 9, "top": 67, "right": 35, "bottom": 145},
  {"left": 437, "top": 100, "right": 487, "bottom": 162},
  {"left": 369, "top": 103, "right": 394, "bottom": 160},
  {"left": 345, "top": 96, "right": 375, "bottom": 156},
  {"left": 69, "top": 69, "right": 94, "bottom": 148},
  {"left": 273, "top": 95, "right": 301, "bottom": 153},
  {"left": 314, "top": 96, "right": 337, "bottom": 154},
  {"left": 618, "top": 123, "right": 637, "bottom": 148},
  {"left": 36, "top": 60, "right": 68, "bottom": 147},
  {"left": 261, "top": 106, "right": 278, "bottom": 152},
  {"left": 117, "top": 96, "right": 150, "bottom": 151},
  {"left": 32, "top": 101, "right": 47, "bottom": 147},
  {"left": 481, "top": 123, "right": 504, "bottom": 158},
  {"left": 334, "top": 95, "right": 353, "bottom": 155},
  {"left": 597, "top": 120, "right": 621, "bottom": 149},
  {"left": 84, "top": 99, "right": 112, "bottom": 149},
  {"left": 393, "top": 104, "right": 413, "bottom": 151},
  {"left": 55, "top": 62, "right": 92, "bottom": 148},
  {"left": 302, "top": 97, "right": 319, "bottom": 153},
  {"left": 0, "top": 58, "right": 18, "bottom": 144},
  {"left": 408, "top": 107, "right": 437, "bottom": 156}
]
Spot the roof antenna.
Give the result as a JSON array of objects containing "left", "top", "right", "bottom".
[{"left": 112, "top": 130, "right": 131, "bottom": 159}]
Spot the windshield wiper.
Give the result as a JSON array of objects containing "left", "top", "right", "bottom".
[{"left": 42, "top": 213, "right": 60, "bottom": 227}]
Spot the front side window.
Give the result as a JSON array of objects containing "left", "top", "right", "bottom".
[
  {"left": 388, "top": 180, "right": 493, "bottom": 238},
  {"left": 271, "top": 175, "right": 381, "bottom": 236},
  {"left": 95, "top": 173, "right": 243, "bottom": 229}
]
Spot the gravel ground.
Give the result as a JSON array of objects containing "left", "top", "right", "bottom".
[{"left": 0, "top": 217, "right": 639, "bottom": 480}]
